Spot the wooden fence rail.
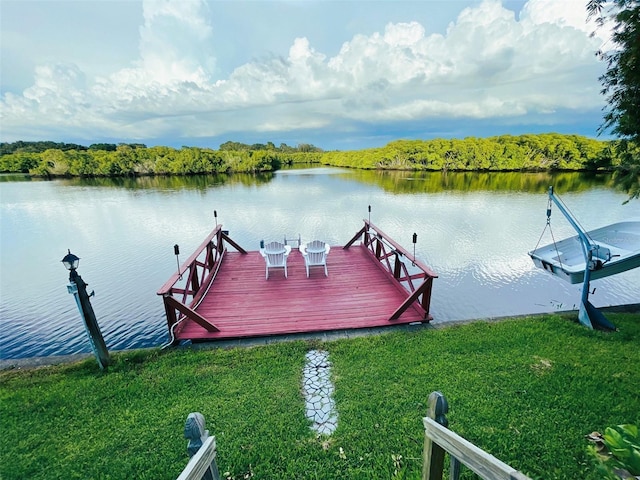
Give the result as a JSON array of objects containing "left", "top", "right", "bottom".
[
  {"left": 422, "top": 392, "right": 531, "bottom": 480},
  {"left": 178, "top": 413, "right": 220, "bottom": 480},
  {"left": 157, "top": 224, "right": 246, "bottom": 342},
  {"left": 344, "top": 219, "right": 438, "bottom": 320},
  {"left": 178, "top": 392, "right": 531, "bottom": 480}
]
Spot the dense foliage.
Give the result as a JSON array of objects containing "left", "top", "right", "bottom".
[
  {"left": 0, "top": 134, "right": 622, "bottom": 177},
  {"left": 0, "top": 140, "right": 88, "bottom": 155},
  {"left": 0, "top": 141, "right": 147, "bottom": 155},
  {"left": 587, "top": 424, "right": 640, "bottom": 479},
  {"left": 589, "top": 0, "right": 640, "bottom": 140},
  {"left": 219, "top": 141, "right": 323, "bottom": 153},
  {"left": 0, "top": 144, "right": 322, "bottom": 177},
  {"left": 321, "top": 134, "right": 618, "bottom": 171},
  {"left": 588, "top": 0, "right": 640, "bottom": 201}
]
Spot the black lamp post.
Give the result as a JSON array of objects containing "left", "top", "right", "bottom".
[{"left": 62, "top": 250, "right": 110, "bottom": 369}]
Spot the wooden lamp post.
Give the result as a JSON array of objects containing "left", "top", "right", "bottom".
[{"left": 62, "top": 250, "right": 110, "bottom": 369}]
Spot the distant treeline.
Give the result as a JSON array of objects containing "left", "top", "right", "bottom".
[
  {"left": 0, "top": 140, "right": 321, "bottom": 156},
  {"left": 322, "top": 134, "right": 618, "bottom": 171},
  {"left": 0, "top": 142, "right": 323, "bottom": 177},
  {"left": 218, "top": 141, "right": 322, "bottom": 153},
  {"left": 0, "top": 141, "right": 147, "bottom": 155},
  {"left": 0, "top": 134, "right": 623, "bottom": 177}
]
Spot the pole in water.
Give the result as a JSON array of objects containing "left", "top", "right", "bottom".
[
  {"left": 174, "top": 244, "right": 182, "bottom": 280},
  {"left": 368, "top": 205, "right": 371, "bottom": 224},
  {"left": 214, "top": 210, "right": 218, "bottom": 227}
]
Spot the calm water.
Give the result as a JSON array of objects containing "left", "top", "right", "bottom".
[{"left": 1, "top": 169, "right": 638, "bottom": 359}]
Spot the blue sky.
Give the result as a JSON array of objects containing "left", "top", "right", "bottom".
[{"left": 0, "top": 0, "right": 612, "bottom": 150}]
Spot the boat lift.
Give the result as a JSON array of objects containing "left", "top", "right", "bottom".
[{"left": 541, "top": 186, "right": 617, "bottom": 331}]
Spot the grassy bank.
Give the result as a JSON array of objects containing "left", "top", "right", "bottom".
[{"left": 1, "top": 314, "right": 639, "bottom": 479}]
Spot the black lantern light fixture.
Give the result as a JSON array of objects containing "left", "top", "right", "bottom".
[{"left": 61, "top": 249, "right": 80, "bottom": 273}]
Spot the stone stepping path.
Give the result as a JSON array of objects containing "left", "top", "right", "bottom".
[{"left": 302, "top": 350, "right": 338, "bottom": 435}]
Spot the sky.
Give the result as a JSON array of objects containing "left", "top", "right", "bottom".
[{"left": 0, "top": 0, "right": 614, "bottom": 151}]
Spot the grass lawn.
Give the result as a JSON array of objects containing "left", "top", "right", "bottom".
[{"left": 1, "top": 313, "right": 639, "bottom": 479}]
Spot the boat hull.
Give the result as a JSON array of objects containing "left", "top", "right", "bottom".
[{"left": 529, "top": 221, "right": 640, "bottom": 284}]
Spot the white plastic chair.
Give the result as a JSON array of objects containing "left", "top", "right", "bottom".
[
  {"left": 260, "top": 241, "right": 291, "bottom": 279},
  {"left": 299, "top": 240, "right": 330, "bottom": 277}
]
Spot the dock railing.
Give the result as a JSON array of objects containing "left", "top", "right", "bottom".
[
  {"left": 157, "top": 225, "right": 246, "bottom": 339},
  {"left": 344, "top": 219, "right": 438, "bottom": 321},
  {"left": 422, "top": 392, "right": 531, "bottom": 480}
]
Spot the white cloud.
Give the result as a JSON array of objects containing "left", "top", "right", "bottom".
[
  {"left": 0, "top": 0, "right": 612, "bottom": 147},
  {"left": 522, "top": 0, "right": 600, "bottom": 34},
  {"left": 137, "top": 0, "right": 215, "bottom": 85}
]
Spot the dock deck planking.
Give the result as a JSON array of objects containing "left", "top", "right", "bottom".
[{"left": 175, "top": 244, "right": 427, "bottom": 341}]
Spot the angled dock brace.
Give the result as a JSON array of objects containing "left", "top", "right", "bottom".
[
  {"left": 158, "top": 224, "right": 247, "bottom": 343},
  {"left": 345, "top": 219, "right": 438, "bottom": 321}
]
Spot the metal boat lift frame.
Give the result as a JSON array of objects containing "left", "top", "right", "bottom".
[{"left": 547, "top": 186, "right": 617, "bottom": 331}]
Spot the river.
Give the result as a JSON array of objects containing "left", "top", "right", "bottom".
[{"left": 1, "top": 168, "right": 638, "bottom": 359}]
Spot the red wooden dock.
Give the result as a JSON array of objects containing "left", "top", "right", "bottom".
[{"left": 158, "top": 221, "right": 437, "bottom": 343}]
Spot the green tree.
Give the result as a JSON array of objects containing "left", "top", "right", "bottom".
[
  {"left": 0, "top": 152, "right": 41, "bottom": 172},
  {"left": 37, "top": 149, "right": 70, "bottom": 176},
  {"left": 88, "top": 143, "right": 117, "bottom": 151},
  {"left": 67, "top": 150, "right": 98, "bottom": 176},
  {"left": 588, "top": 0, "right": 640, "bottom": 201},
  {"left": 219, "top": 141, "right": 250, "bottom": 151},
  {"left": 111, "top": 144, "right": 138, "bottom": 175}
]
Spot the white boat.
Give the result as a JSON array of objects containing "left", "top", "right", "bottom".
[{"left": 529, "top": 221, "right": 640, "bottom": 284}]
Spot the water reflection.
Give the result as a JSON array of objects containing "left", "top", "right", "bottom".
[
  {"left": 1, "top": 169, "right": 615, "bottom": 194},
  {"left": 0, "top": 173, "right": 33, "bottom": 182},
  {"left": 343, "top": 170, "right": 614, "bottom": 194},
  {"left": 57, "top": 172, "right": 276, "bottom": 190},
  {"left": 0, "top": 168, "right": 637, "bottom": 359}
]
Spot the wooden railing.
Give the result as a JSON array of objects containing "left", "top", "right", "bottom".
[
  {"left": 422, "top": 392, "right": 531, "bottom": 480},
  {"left": 344, "top": 219, "right": 438, "bottom": 321},
  {"left": 179, "top": 393, "right": 530, "bottom": 480},
  {"left": 177, "top": 436, "right": 218, "bottom": 480},
  {"left": 178, "top": 413, "right": 220, "bottom": 480},
  {"left": 157, "top": 225, "right": 246, "bottom": 339}
]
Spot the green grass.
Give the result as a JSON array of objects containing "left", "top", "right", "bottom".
[{"left": 1, "top": 314, "right": 639, "bottom": 479}]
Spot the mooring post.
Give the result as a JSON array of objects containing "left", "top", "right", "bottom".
[
  {"left": 184, "top": 412, "right": 219, "bottom": 480},
  {"left": 422, "top": 391, "right": 449, "bottom": 480}
]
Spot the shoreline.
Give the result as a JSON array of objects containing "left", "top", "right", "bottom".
[{"left": 2, "top": 303, "right": 638, "bottom": 372}]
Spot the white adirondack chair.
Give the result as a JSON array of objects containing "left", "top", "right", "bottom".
[
  {"left": 299, "top": 240, "right": 330, "bottom": 277},
  {"left": 260, "top": 241, "right": 291, "bottom": 279}
]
